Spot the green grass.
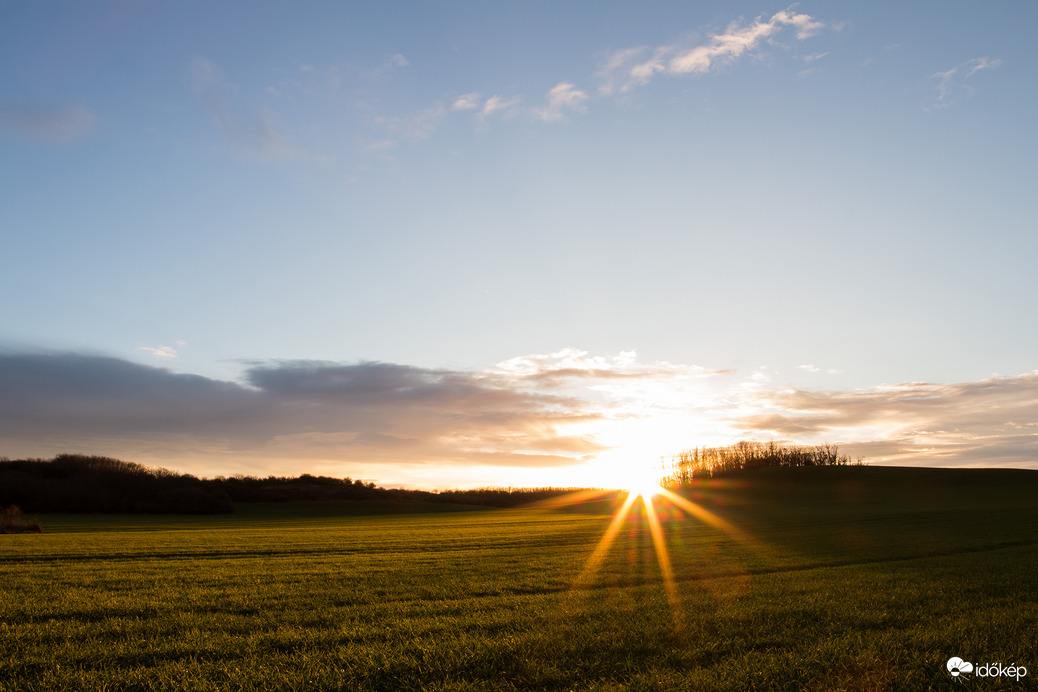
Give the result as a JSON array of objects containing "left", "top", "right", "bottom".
[{"left": 2, "top": 467, "right": 1037, "bottom": 690}]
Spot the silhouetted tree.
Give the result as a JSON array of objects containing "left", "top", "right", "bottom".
[{"left": 662, "top": 441, "right": 863, "bottom": 486}]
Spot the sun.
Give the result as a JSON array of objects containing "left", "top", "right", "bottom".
[
  {"left": 622, "top": 467, "right": 664, "bottom": 499},
  {"left": 587, "top": 450, "right": 667, "bottom": 499}
]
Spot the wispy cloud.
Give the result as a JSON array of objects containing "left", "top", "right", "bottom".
[
  {"left": 364, "top": 138, "right": 398, "bottom": 152},
  {"left": 360, "top": 53, "right": 410, "bottom": 81},
  {"left": 451, "top": 92, "right": 482, "bottom": 111},
  {"left": 480, "top": 95, "right": 523, "bottom": 118},
  {"left": 191, "top": 57, "right": 299, "bottom": 160},
  {"left": 492, "top": 347, "right": 726, "bottom": 386},
  {"left": 0, "top": 103, "right": 95, "bottom": 142},
  {"left": 597, "top": 9, "right": 831, "bottom": 94},
  {"left": 797, "top": 364, "right": 843, "bottom": 374},
  {"left": 140, "top": 345, "right": 178, "bottom": 359},
  {"left": 931, "top": 56, "right": 1001, "bottom": 108},
  {"left": 364, "top": 8, "right": 833, "bottom": 155},
  {"left": 535, "top": 83, "right": 589, "bottom": 122},
  {"left": 373, "top": 102, "right": 447, "bottom": 140},
  {"left": 451, "top": 93, "right": 523, "bottom": 120}
]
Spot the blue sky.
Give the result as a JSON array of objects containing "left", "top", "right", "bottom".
[{"left": 3, "top": 2, "right": 1037, "bottom": 487}]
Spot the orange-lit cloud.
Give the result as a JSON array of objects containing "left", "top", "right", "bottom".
[
  {"left": 730, "top": 373, "right": 1038, "bottom": 467},
  {"left": 597, "top": 9, "right": 832, "bottom": 95},
  {"left": 3, "top": 350, "right": 1038, "bottom": 483}
]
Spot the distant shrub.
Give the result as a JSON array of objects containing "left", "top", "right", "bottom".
[
  {"left": 663, "top": 441, "right": 865, "bottom": 486},
  {"left": 0, "top": 505, "right": 42, "bottom": 534}
]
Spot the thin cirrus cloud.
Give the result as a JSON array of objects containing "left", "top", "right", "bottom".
[
  {"left": 372, "top": 102, "right": 447, "bottom": 141},
  {"left": 596, "top": 8, "right": 831, "bottom": 95},
  {"left": 479, "top": 95, "right": 523, "bottom": 118},
  {"left": 190, "top": 57, "right": 300, "bottom": 160},
  {"left": 190, "top": 9, "right": 838, "bottom": 164},
  {"left": 366, "top": 8, "right": 832, "bottom": 154},
  {"left": 931, "top": 56, "right": 1001, "bottom": 107},
  {"left": 0, "top": 102, "right": 95, "bottom": 142},
  {"left": 491, "top": 347, "right": 730, "bottom": 387}
]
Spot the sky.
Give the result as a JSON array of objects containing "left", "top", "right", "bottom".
[{"left": 2, "top": 1, "right": 1037, "bottom": 488}]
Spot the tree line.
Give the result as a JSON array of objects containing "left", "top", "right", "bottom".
[
  {"left": 0, "top": 454, "right": 235, "bottom": 514},
  {"left": 0, "top": 445, "right": 865, "bottom": 516},
  {"left": 662, "top": 441, "right": 864, "bottom": 485},
  {"left": 0, "top": 454, "right": 590, "bottom": 515}
]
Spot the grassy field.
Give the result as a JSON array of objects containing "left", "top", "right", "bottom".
[{"left": 2, "top": 467, "right": 1037, "bottom": 690}]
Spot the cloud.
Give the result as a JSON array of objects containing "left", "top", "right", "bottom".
[
  {"left": 931, "top": 56, "right": 1001, "bottom": 107},
  {"left": 140, "top": 345, "right": 178, "bottom": 359},
  {"left": 0, "top": 103, "right": 95, "bottom": 142},
  {"left": 965, "top": 56, "right": 1000, "bottom": 78},
  {"left": 728, "top": 372, "right": 1038, "bottom": 467},
  {"left": 797, "top": 364, "right": 843, "bottom": 375},
  {"left": 0, "top": 351, "right": 603, "bottom": 476},
  {"left": 595, "top": 47, "right": 648, "bottom": 95},
  {"left": 492, "top": 348, "right": 725, "bottom": 386},
  {"left": 598, "top": 9, "right": 831, "bottom": 94},
  {"left": 374, "top": 102, "right": 447, "bottom": 139},
  {"left": 361, "top": 54, "right": 410, "bottom": 81},
  {"left": 451, "top": 92, "right": 481, "bottom": 111},
  {"left": 481, "top": 95, "right": 522, "bottom": 118},
  {"left": 0, "top": 352, "right": 252, "bottom": 441},
  {"left": 5, "top": 349, "right": 1038, "bottom": 482},
  {"left": 365, "top": 139, "right": 398, "bottom": 152},
  {"left": 536, "top": 83, "right": 589, "bottom": 122},
  {"left": 366, "top": 8, "right": 831, "bottom": 151},
  {"left": 451, "top": 93, "right": 522, "bottom": 123},
  {"left": 190, "top": 57, "right": 299, "bottom": 160}
]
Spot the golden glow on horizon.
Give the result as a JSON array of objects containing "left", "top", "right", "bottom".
[
  {"left": 621, "top": 458, "right": 665, "bottom": 499},
  {"left": 627, "top": 477, "right": 664, "bottom": 501}
]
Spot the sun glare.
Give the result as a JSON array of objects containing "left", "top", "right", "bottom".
[
  {"left": 566, "top": 461, "right": 773, "bottom": 633},
  {"left": 628, "top": 476, "right": 663, "bottom": 500},
  {"left": 616, "top": 461, "right": 664, "bottom": 499}
]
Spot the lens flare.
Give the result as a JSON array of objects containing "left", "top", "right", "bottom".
[{"left": 568, "top": 474, "right": 769, "bottom": 631}]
